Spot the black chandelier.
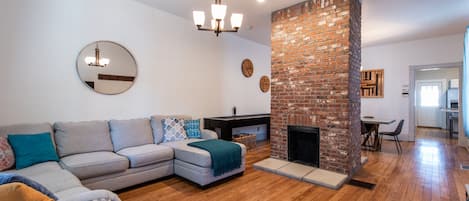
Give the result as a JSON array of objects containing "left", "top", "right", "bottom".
[{"left": 192, "top": 0, "right": 244, "bottom": 37}]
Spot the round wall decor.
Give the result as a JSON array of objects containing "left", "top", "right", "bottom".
[
  {"left": 260, "top": 76, "right": 270, "bottom": 93},
  {"left": 241, "top": 59, "right": 254, "bottom": 78}
]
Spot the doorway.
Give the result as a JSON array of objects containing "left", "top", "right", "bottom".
[
  {"left": 416, "top": 80, "right": 444, "bottom": 128},
  {"left": 409, "top": 63, "right": 462, "bottom": 142}
]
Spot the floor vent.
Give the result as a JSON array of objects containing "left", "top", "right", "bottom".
[
  {"left": 460, "top": 164, "right": 469, "bottom": 170},
  {"left": 347, "top": 179, "right": 376, "bottom": 190}
]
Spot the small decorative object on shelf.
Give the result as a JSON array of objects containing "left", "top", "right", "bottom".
[
  {"left": 260, "top": 76, "right": 270, "bottom": 93},
  {"left": 233, "top": 134, "right": 256, "bottom": 150},
  {"left": 233, "top": 106, "right": 237, "bottom": 116},
  {"left": 360, "top": 69, "right": 384, "bottom": 98},
  {"left": 241, "top": 59, "right": 254, "bottom": 78}
]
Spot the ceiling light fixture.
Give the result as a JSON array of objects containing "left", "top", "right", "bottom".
[
  {"left": 85, "top": 42, "right": 110, "bottom": 68},
  {"left": 257, "top": 0, "right": 266, "bottom": 3},
  {"left": 419, "top": 68, "right": 441, "bottom": 71},
  {"left": 193, "top": 0, "right": 243, "bottom": 37}
]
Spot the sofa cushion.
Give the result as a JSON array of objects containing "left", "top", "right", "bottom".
[
  {"left": 162, "top": 118, "right": 187, "bottom": 143},
  {"left": 54, "top": 121, "right": 114, "bottom": 157},
  {"left": 161, "top": 139, "right": 246, "bottom": 168},
  {"left": 161, "top": 139, "right": 210, "bottom": 167},
  {"left": 109, "top": 119, "right": 154, "bottom": 151},
  {"left": 151, "top": 115, "right": 192, "bottom": 144},
  {"left": 117, "top": 144, "right": 174, "bottom": 168},
  {"left": 184, "top": 119, "right": 202, "bottom": 139},
  {"left": 0, "top": 123, "right": 55, "bottom": 145},
  {"left": 60, "top": 152, "right": 128, "bottom": 180},
  {"left": 8, "top": 133, "right": 59, "bottom": 169},
  {"left": 5, "top": 162, "right": 83, "bottom": 194},
  {"left": 4, "top": 162, "right": 62, "bottom": 176},
  {"left": 0, "top": 136, "right": 14, "bottom": 171}
]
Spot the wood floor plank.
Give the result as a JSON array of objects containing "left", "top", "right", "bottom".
[{"left": 118, "top": 128, "right": 468, "bottom": 201}]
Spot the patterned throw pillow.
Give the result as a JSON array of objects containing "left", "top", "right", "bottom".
[
  {"left": 162, "top": 118, "right": 188, "bottom": 143},
  {"left": 184, "top": 119, "right": 202, "bottom": 139},
  {"left": 0, "top": 136, "right": 15, "bottom": 171}
]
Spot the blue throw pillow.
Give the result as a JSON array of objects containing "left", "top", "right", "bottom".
[
  {"left": 7, "top": 133, "right": 59, "bottom": 170},
  {"left": 0, "top": 173, "right": 58, "bottom": 200},
  {"left": 184, "top": 119, "right": 202, "bottom": 139}
]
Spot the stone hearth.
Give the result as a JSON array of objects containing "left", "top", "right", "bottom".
[{"left": 270, "top": 0, "right": 362, "bottom": 175}]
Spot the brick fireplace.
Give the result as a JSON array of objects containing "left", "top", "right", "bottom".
[{"left": 271, "top": 0, "right": 362, "bottom": 175}]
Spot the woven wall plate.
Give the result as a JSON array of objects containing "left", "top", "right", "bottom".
[
  {"left": 241, "top": 59, "right": 254, "bottom": 78},
  {"left": 260, "top": 76, "right": 270, "bottom": 93}
]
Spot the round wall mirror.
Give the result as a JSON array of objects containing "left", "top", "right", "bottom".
[{"left": 76, "top": 41, "right": 137, "bottom": 95}]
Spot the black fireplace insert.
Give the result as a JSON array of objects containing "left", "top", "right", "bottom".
[{"left": 288, "top": 125, "right": 320, "bottom": 167}]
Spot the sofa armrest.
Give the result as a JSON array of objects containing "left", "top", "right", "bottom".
[
  {"left": 201, "top": 129, "right": 218, "bottom": 139},
  {"left": 59, "top": 189, "right": 121, "bottom": 201}
]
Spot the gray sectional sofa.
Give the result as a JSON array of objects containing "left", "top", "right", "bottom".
[{"left": 0, "top": 115, "right": 246, "bottom": 201}]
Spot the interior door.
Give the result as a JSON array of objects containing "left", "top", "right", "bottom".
[{"left": 416, "top": 81, "right": 444, "bottom": 128}]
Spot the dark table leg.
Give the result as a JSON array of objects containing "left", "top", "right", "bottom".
[
  {"left": 362, "top": 134, "right": 371, "bottom": 146},
  {"left": 220, "top": 126, "right": 233, "bottom": 141},
  {"left": 364, "top": 124, "right": 381, "bottom": 151},
  {"left": 449, "top": 117, "right": 454, "bottom": 139},
  {"left": 374, "top": 124, "right": 381, "bottom": 151}
]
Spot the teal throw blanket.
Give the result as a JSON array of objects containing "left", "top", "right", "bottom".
[{"left": 188, "top": 139, "right": 242, "bottom": 176}]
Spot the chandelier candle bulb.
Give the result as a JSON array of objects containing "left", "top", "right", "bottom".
[
  {"left": 85, "top": 57, "right": 95, "bottom": 65},
  {"left": 193, "top": 11, "right": 205, "bottom": 26},
  {"left": 100, "top": 58, "right": 110, "bottom": 66},
  {"left": 211, "top": 4, "right": 227, "bottom": 20},
  {"left": 231, "top": 13, "right": 243, "bottom": 29}
]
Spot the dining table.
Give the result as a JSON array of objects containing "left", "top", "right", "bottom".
[{"left": 361, "top": 117, "right": 396, "bottom": 151}]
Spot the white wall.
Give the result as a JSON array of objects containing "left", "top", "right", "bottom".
[
  {"left": 0, "top": 0, "right": 271, "bottom": 125},
  {"left": 220, "top": 36, "right": 271, "bottom": 116},
  {"left": 362, "top": 34, "right": 464, "bottom": 141}
]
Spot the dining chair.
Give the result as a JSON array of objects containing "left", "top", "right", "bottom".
[
  {"left": 361, "top": 120, "right": 372, "bottom": 146},
  {"left": 379, "top": 120, "right": 404, "bottom": 154}
]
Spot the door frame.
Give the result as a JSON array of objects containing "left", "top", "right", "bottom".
[
  {"left": 415, "top": 79, "right": 446, "bottom": 128},
  {"left": 409, "top": 62, "right": 463, "bottom": 142}
]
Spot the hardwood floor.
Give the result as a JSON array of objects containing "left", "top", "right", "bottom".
[{"left": 118, "top": 129, "right": 469, "bottom": 201}]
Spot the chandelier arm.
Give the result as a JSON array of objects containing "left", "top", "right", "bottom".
[
  {"left": 221, "top": 29, "right": 239, "bottom": 32},
  {"left": 197, "top": 27, "right": 216, "bottom": 32},
  {"left": 196, "top": 27, "right": 239, "bottom": 33}
]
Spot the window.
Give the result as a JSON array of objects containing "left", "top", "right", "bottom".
[{"left": 420, "top": 85, "right": 440, "bottom": 107}]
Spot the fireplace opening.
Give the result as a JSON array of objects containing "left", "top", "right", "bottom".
[{"left": 288, "top": 125, "right": 320, "bottom": 167}]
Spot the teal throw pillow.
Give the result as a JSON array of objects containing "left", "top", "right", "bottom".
[
  {"left": 8, "top": 133, "right": 59, "bottom": 169},
  {"left": 184, "top": 119, "right": 202, "bottom": 139}
]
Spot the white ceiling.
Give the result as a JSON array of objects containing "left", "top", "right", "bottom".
[
  {"left": 135, "top": 0, "right": 305, "bottom": 45},
  {"left": 136, "top": 0, "right": 469, "bottom": 47},
  {"left": 363, "top": 0, "right": 469, "bottom": 47}
]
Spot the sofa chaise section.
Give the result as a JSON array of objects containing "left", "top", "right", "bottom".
[{"left": 151, "top": 115, "right": 246, "bottom": 186}]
